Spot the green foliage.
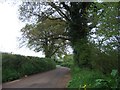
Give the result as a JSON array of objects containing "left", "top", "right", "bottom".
[
  {"left": 67, "top": 42, "right": 118, "bottom": 89},
  {"left": 67, "top": 66, "right": 105, "bottom": 88},
  {"left": 72, "top": 38, "right": 92, "bottom": 68},
  {"left": 19, "top": 2, "right": 93, "bottom": 67},
  {"left": 110, "top": 70, "right": 120, "bottom": 88},
  {"left": 20, "top": 18, "right": 68, "bottom": 58},
  {"left": 89, "top": 43, "right": 118, "bottom": 74},
  {"left": 19, "top": 2, "right": 119, "bottom": 68},
  {"left": 67, "top": 67, "right": 120, "bottom": 89},
  {"left": 89, "top": 2, "right": 119, "bottom": 51},
  {"left": 2, "top": 53, "right": 56, "bottom": 82},
  {"left": 67, "top": 2, "right": 91, "bottom": 68},
  {"left": 94, "top": 79, "right": 110, "bottom": 88},
  {"left": 111, "top": 70, "right": 118, "bottom": 77},
  {"left": 60, "top": 54, "right": 74, "bottom": 68},
  {"left": 2, "top": 68, "right": 21, "bottom": 82},
  {"left": 94, "top": 69, "right": 120, "bottom": 88},
  {"left": 88, "top": 3, "right": 119, "bottom": 74}
]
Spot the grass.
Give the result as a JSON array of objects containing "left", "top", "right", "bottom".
[{"left": 67, "top": 66, "right": 106, "bottom": 88}]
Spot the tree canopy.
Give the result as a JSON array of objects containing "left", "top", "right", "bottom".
[
  {"left": 20, "top": 18, "right": 70, "bottom": 58},
  {"left": 18, "top": 1, "right": 119, "bottom": 68}
]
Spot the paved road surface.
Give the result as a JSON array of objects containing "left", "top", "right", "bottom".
[{"left": 2, "top": 67, "right": 71, "bottom": 88}]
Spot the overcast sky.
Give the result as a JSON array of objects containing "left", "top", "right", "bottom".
[{"left": 0, "top": 2, "right": 44, "bottom": 57}]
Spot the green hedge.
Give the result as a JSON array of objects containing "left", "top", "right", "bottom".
[{"left": 2, "top": 53, "right": 56, "bottom": 82}]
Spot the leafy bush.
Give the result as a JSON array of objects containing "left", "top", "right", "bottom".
[
  {"left": 67, "top": 66, "right": 105, "bottom": 88},
  {"left": 2, "top": 68, "right": 21, "bottom": 82},
  {"left": 60, "top": 54, "right": 74, "bottom": 68},
  {"left": 67, "top": 66, "right": 120, "bottom": 89},
  {"left": 92, "top": 52, "right": 118, "bottom": 74},
  {"left": 89, "top": 43, "right": 118, "bottom": 74},
  {"left": 2, "top": 53, "right": 56, "bottom": 82},
  {"left": 94, "top": 69, "right": 120, "bottom": 88}
]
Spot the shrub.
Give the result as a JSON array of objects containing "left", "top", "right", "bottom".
[
  {"left": 88, "top": 43, "right": 118, "bottom": 74},
  {"left": 67, "top": 67, "right": 120, "bottom": 89},
  {"left": 94, "top": 69, "right": 120, "bottom": 88},
  {"left": 2, "top": 68, "right": 21, "bottom": 82},
  {"left": 60, "top": 54, "right": 74, "bottom": 68},
  {"left": 90, "top": 50, "right": 118, "bottom": 74},
  {"left": 2, "top": 53, "right": 56, "bottom": 82},
  {"left": 67, "top": 66, "right": 105, "bottom": 88}
]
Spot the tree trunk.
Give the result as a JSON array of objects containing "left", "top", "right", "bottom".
[
  {"left": 69, "top": 31, "right": 91, "bottom": 68},
  {"left": 73, "top": 38, "right": 90, "bottom": 67},
  {"left": 68, "top": 2, "right": 91, "bottom": 68}
]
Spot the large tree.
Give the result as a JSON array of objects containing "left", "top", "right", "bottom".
[
  {"left": 19, "top": 2, "right": 94, "bottom": 67},
  {"left": 19, "top": 1, "right": 119, "bottom": 68},
  {"left": 20, "top": 18, "right": 69, "bottom": 58},
  {"left": 88, "top": 2, "right": 120, "bottom": 74},
  {"left": 89, "top": 2, "right": 119, "bottom": 51}
]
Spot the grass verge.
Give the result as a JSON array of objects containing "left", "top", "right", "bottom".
[{"left": 67, "top": 66, "right": 106, "bottom": 88}]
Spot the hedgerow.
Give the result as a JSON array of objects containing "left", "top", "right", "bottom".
[{"left": 2, "top": 53, "right": 56, "bottom": 82}]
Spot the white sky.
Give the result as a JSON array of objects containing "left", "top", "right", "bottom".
[{"left": 0, "top": 2, "right": 44, "bottom": 57}]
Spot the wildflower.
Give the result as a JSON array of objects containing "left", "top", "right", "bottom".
[{"left": 83, "top": 84, "right": 87, "bottom": 90}]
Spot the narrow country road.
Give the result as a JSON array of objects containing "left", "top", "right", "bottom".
[{"left": 2, "top": 67, "right": 71, "bottom": 89}]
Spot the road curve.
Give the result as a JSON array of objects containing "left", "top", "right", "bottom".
[{"left": 2, "top": 67, "right": 71, "bottom": 88}]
